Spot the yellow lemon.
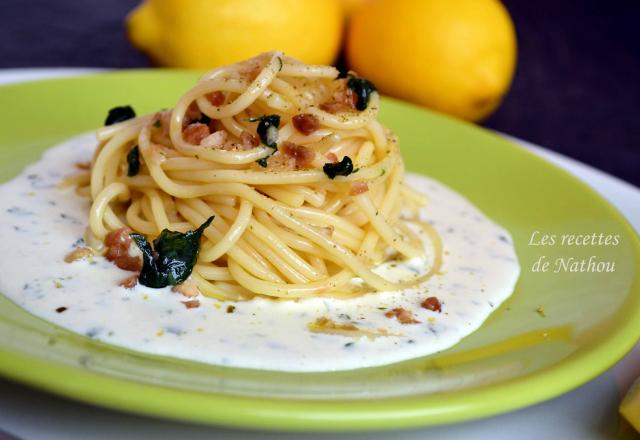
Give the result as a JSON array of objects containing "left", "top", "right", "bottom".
[
  {"left": 346, "top": 0, "right": 516, "bottom": 122},
  {"left": 127, "top": 0, "right": 343, "bottom": 68},
  {"left": 341, "top": 0, "right": 367, "bottom": 16}
]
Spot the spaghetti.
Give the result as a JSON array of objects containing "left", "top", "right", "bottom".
[{"left": 79, "top": 51, "right": 441, "bottom": 301}]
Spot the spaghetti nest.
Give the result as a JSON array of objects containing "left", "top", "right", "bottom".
[{"left": 81, "top": 52, "right": 440, "bottom": 300}]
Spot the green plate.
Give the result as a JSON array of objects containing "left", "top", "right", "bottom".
[{"left": 0, "top": 71, "right": 638, "bottom": 431}]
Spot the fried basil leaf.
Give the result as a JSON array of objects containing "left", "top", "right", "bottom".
[
  {"left": 256, "top": 157, "right": 269, "bottom": 168},
  {"left": 126, "top": 145, "right": 140, "bottom": 177},
  {"left": 130, "top": 216, "right": 214, "bottom": 288},
  {"left": 346, "top": 76, "right": 377, "bottom": 111},
  {"left": 323, "top": 156, "right": 354, "bottom": 179},
  {"left": 252, "top": 114, "right": 280, "bottom": 148},
  {"left": 105, "top": 105, "right": 136, "bottom": 126}
]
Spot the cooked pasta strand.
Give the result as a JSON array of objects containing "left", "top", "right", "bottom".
[{"left": 82, "top": 52, "right": 440, "bottom": 299}]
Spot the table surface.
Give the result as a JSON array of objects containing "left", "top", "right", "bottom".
[{"left": 1, "top": 69, "right": 640, "bottom": 440}]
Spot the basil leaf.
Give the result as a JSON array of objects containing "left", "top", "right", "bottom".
[
  {"left": 130, "top": 216, "right": 214, "bottom": 288},
  {"left": 105, "top": 105, "right": 136, "bottom": 126},
  {"left": 127, "top": 145, "right": 140, "bottom": 177},
  {"left": 256, "top": 157, "right": 269, "bottom": 168},
  {"left": 129, "top": 233, "right": 161, "bottom": 287},
  {"left": 323, "top": 156, "right": 354, "bottom": 179},
  {"left": 346, "top": 76, "right": 377, "bottom": 111},
  {"left": 256, "top": 114, "right": 280, "bottom": 148}
]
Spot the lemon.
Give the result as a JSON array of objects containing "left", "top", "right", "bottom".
[
  {"left": 346, "top": 0, "right": 516, "bottom": 122},
  {"left": 341, "top": 0, "right": 367, "bottom": 16},
  {"left": 127, "top": 0, "right": 343, "bottom": 68},
  {"left": 621, "top": 377, "right": 640, "bottom": 432}
]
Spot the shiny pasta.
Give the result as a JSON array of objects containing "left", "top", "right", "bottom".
[{"left": 82, "top": 52, "right": 441, "bottom": 300}]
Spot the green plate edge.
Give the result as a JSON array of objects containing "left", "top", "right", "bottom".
[{"left": 0, "top": 70, "right": 638, "bottom": 431}]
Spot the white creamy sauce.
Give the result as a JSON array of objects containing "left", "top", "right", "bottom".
[{"left": 0, "top": 134, "right": 520, "bottom": 372}]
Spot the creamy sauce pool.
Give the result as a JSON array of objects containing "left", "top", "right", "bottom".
[{"left": 0, "top": 134, "right": 520, "bottom": 372}]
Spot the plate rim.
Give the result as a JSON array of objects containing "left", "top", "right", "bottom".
[{"left": 0, "top": 70, "right": 639, "bottom": 431}]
